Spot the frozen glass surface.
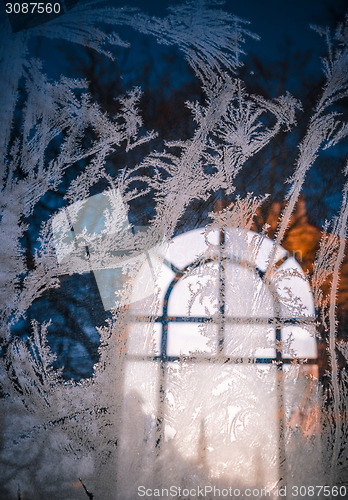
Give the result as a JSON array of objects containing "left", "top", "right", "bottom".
[{"left": 167, "top": 323, "right": 216, "bottom": 356}]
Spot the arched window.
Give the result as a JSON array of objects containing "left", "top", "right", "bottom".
[{"left": 117, "top": 226, "right": 318, "bottom": 486}]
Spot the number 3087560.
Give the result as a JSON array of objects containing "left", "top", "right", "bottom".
[{"left": 5, "top": 3, "right": 61, "bottom": 14}]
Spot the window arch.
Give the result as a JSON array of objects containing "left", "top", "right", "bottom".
[{"left": 122, "top": 226, "right": 318, "bottom": 486}]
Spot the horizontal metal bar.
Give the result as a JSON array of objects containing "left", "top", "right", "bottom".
[
  {"left": 124, "top": 353, "right": 318, "bottom": 364},
  {"left": 128, "top": 315, "right": 316, "bottom": 325}
]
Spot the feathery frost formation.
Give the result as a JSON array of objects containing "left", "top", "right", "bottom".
[{"left": 0, "top": 1, "right": 347, "bottom": 498}]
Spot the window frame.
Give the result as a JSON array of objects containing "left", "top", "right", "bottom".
[{"left": 126, "top": 226, "right": 318, "bottom": 481}]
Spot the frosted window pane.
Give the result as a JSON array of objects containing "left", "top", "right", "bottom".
[
  {"left": 127, "top": 322, "right": 161, "bottom": 356},
  {"left": 225, "top": 263, "right": 273, "bottom": 317},
  {"left": 282, "top": 325, "right": 317, "bottom": 358},
  {"left": 283, "top": 364, "right": 321, "bottom": 441},
  {"left": 224, "top": 324, "right": 276, "bottom": 358},
  {"left": 165, "top": 363, "right": 279, "bottom": 484},
  {"left": 276, "top": 257, "right": 315, "bottom": 318},
  {"left": 168, "top": 263, "right": 219, "bottom": 316},
  {"left": 167, "top": 323, "right": 216, "bottom": 356},
  {"left": 123, "top": 361, "right": 159, "bottom": 418},
  {"left": 119, "top": 361, "right": 159, "bottom": 492}
]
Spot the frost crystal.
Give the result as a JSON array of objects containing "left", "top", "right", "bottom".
[{"left": 0, "top": 2, "right": 347, "bottom": 499}]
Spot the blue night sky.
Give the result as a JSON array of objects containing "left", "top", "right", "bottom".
[
  {"left": 2, "top": 0, "right": 343, "bottom": 63},
  {"left": 2, "top": 0, "right": 344, "bottom": 90},
  {"left": 6, "top": 0, "right": 340, "bottom": 95},
  {"left": 1, "top": 0, "right": 346, "bottom": 223},
  {"left": 107, "top": 0, "right": 341, "bottom": 62}
]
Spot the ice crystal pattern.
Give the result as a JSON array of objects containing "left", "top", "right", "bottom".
[{"left": 0, "top": 2, "right": 347, "bottom": 499}]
